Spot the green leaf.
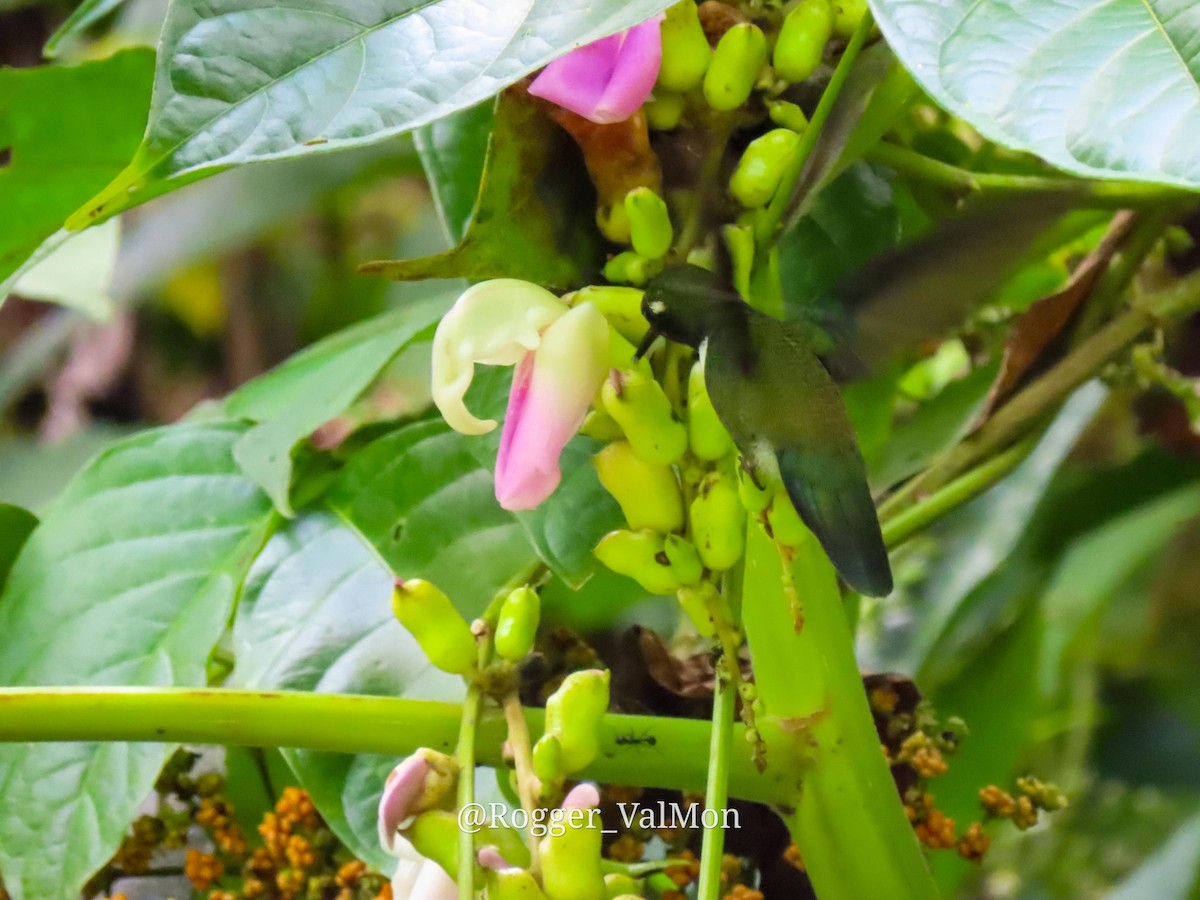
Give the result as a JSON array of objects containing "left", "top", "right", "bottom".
[
  {"left": 0, "top": 49, "right": 153, "bottom": 298},
  {"left": 232, "top": 513, "right": 461, "bottom": 871},
  {"left": 1108, "top": 810, "right": 1200, "bottom": 900},
  {"left": 327, "top": 419, "right": 536, "bottom": 617},
  {"left": 73, "top": 0, "right": 674, "bottom": 225},
  {"left": 44, "top": 0, "right": 132, "bottom": 56},
  {"left": 869, "top": 0, "right": 1200, "bottom": 188},
  {"left": 0, "top": 503, "right": 36, "bottom": 593},
  {"left": 225, "top": 296, "right": 451, "bottom": 515},
  {"left": 362, "top": 94, "right": 602, "bottom": 291},
  {"left": 414, "top": 102, "right": 494, "bottom": 245},
  {"left": 0, "top": 423, "right": 274, "bottom": 900}
]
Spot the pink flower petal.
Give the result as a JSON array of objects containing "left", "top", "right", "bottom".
[
  {"left": 378, "top": 754, "right": 430, "bottom": 853},
  {"left": 495, "top": 304, "right": 609, "bottom": 510},
  {"left": 562, "top": 782, "right": 601, "bottom": 810},
  {"left": 529, "top": 17, "right": 664, "bottom": 124},
  {"left": 476, "top": 847, "right": 509, "bottom": 871}
]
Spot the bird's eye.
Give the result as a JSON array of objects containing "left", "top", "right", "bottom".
[{"left": 647, "top": 300, "right": 667, "bottom": 316}]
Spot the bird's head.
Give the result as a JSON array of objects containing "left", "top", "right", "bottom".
[{"left": 635, "top": 264, "right": 738, "bottom": 358}]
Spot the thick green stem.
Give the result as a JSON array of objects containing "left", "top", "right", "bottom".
[
  {"left": 0, "top": 687, "right": 791, "bottom": 802},
  {"left": 866, "top": 142, "right": 1188, "bottom": 206},
  {"left": 741, "top": 520, "right": 938, "bottom": 900}
]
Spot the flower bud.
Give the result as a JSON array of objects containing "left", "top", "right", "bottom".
[
  {"left": 689, "top": 471, "right": 745, "bottom": 571},
  {"left": 378, "top": 749, "right": 459, "bottom": 853},
  {"left": 486, "top": 867, "right": 548, "bottom": 899},
  {"left": 601, "top": 369, "right": 687, "bottom": 465},
  {"left": 597, "top": 201, "right": 632, "bottom": 244},
  {"left": 729, "top": 128, "right": 801, "bottom": 208},
  {"left": 625, "top": 187, "right": 673, "bottom": 260},
  {"left": 604, "top": 873, "right": 643, "bottom": 898},
  {"left": 773, "top": 0, "right": 833, "bottom": 83},
  {"left": 391, "top": 579, "right": 476, "bottom": 675},
  {"left": 406, "top": 810, "right": 460, "bottom": 880},
  {"left": 573, "top": 285, "right": 649, "bottom": 344},
  {"left": 663, "top": 534, "right": 703, "bottom": 585},
  {"left": 833, "top": 0, "right": 868, "bottom": 38},
  {"left": 767, "top": 99, "right": 809, "bottom": 132},
  {"left": 544, "top": 670, "right": 611, "bottom": 773},
  {"left": 644, "top": 91, "right": 686, "bottom": 130},
  {"left": 594, "top": 441, "right": 685, "bottom": 533},
  {"left": 658, "top": 1, "right": 711, "bottom": 91},
  {"left": 767, "top": 491, "right": 808, "bottom": 547},
  {"left": 703, "top": 23, "right": 767, "bottom": 111},
  {"left": 580, "top": 409, "right": 625, "bottom": 442},
  {"left": 687, "top": 363, "right": 734, "bottom": 460},
  {"left": 539, "top": 785, "right": 606, "bottom": 900},
  {"left": 532, "top": 734, "right": 563, "bottom": 785},
  {"left": 677, "top": 582, "right": 718, "bottom": 638},
  {"left": 737, "top": 466, "right": 774, "bottom": 513},
  {"left": 603, "top": 250, "right": 659, "bottom": 287},
  {"left": 494, "top": 587, "right": 540, "bottom": 662},
  {"left": 594, "top": 529, "right": 683, "bottom": 595}
]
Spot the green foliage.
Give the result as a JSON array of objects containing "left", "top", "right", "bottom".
[
  {"left": 0, "top": 424, "right": 275, "bottom": 900},
  {"left": 0, "top": 504, "right": 36, "bottom": 593},
  {"left": 870, "top": 0, "right": 1200, "bottom": 187},
  {"left": 414, "top": 102, "right": 495, "bottom": 244},
  {"left": 0, "top": 49, "right": 153, "bottom": 296}
]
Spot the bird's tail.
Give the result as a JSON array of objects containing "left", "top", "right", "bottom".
[{"left": 776, "top": 450, "right": 893, "bottom": 597}]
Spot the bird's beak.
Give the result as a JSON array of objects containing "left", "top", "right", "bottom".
[{"left": 633, "top": 328, "right": 659, "bottom": 362}]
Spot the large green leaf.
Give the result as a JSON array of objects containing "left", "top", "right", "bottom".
[
  {"left": 73, "top": 0, "right": 674, "bottom": 225},
  {"left": 327, "top": 419, "right": 536, "bottom": 617},
  {"left": 0, "top": 504, "right": 36, "bottom": 594},
  {"left": 232, "top": 513, "right": 461, "bottom": 871},
  {"left": 0, "top": 49, "right": 153, "bottom": 299},
  {"left": 869, "top": 0, "right": 1200, "bottom": 188},
  {"left": 414, "top": 102, "right": 494, "bottom": 245},
  {"left": 225, "top": 296, "right": 451, "bottom": 515},
  {"left": 0, "top": 423, "right": 274, "bottom": 900}
]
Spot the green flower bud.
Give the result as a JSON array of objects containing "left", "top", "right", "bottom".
[
  {"left": 676, "top": 582, "right": 718, "bottom": 638},
  {"left": 594, "top": 529, "right": 682, "bottom": 595},
  {"left": 737, "top": 466, "right": 773, "bottom": 513},
  {"left": 487, "top": 867, "right": 548, "bottom": 899},
  {"left": 624, "top": 187, "right": 673, "bottom": 260},
  {"left": 391, "top": 579, "right": 476, "bottom": 675},
  {"left": 689, "top": 472, "right": 745, "bottom": 571},
  {"left": 532, "top": 734, "right": 563, "bottom": 782},
  {"left": 833, "top": 0, "right": 867, "bottom": 38},
  {"left": 600, "top": 369, "right": 687, "bottom": 465},
  {"left": 774, "top": 0, "right": 834, "bottom": 83},
  {"left": 703, "top": 23, "right": 767, "bottom": 112},
  {"left": 544, "top": 670, "right": 611, "bottom": 773},
  {"left": 603, "top": 250, "right": 659, "bottom": 287},
  {"left": 767, "top": 491, "right": 808, "bottom": 547},
  {"left": 663, "top": 534, "right": 703, "bottom": 585},
  {"left": 597, "top": 201, "right": 631, "bottom": 245},
  {"left": 594, "top": 441, "right": 685, "bottom": 533},
  {"left": 658, "top": 1, "right": 711, "bottom": 91},
  {"left": 407, "top": 810, "right": 460, "bottom": 879},
  {"left": 687, "top": 362, "right": 734, "bottom": 460},
  {"left": 604, "top": 874, "right": 643, "bottom": 899},
  {"left": 580, "top": 409, "right": 625, "bottom": 442},
  {"left": 540, "top": 785, "right": 606, "bottom": 900},
  {"left": 495, "top": 587, "right": 540, "bottom": 662},
  {"left": 767, "top": 99, "right": 809, "bottom": 132},
  {"left": 573, "top": 285, "right": 649, "bottom": 344},
  {"left": 645, "top": 91, "right": 685, "bottom": 130},
  {"left": 729, "top": 128, "right": 800, "bottom": 208}
]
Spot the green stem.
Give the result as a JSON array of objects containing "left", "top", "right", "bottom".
[
  {"left": 756, "top": 8, "right": 875, "bottom": 245},
  {"left": 0, "top": 687, "right": 790, "bottom": 802},
  {"left": 741, "top": 519, "right": 938, "bottom": 900},
  {"left": 866, "top": 142, "right": 1188, "bottom": 206},
  {"left": 502, "top": 691, "right": 542, "bottom": 876},
  {"left": 455, "top": 680, "right": 482, "bottom": 900},
  {"left": 696, "top": 573, "right": 742, "bottom": 900},
  {"left": 880, "top": 436, "right": 1036, "bottom": 548}
]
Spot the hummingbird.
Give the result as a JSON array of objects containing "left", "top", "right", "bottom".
[{"left": 635, "top": 264, "right": 892, "bottom": 596}]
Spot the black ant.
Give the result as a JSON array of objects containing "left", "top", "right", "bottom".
[{"left": 614, "top": 730, "right": 658, "bottom": 749}]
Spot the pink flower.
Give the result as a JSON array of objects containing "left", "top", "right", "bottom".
[
  {"left": 377, "top": 750, "right": 458, "bottom": 854},
  {"left": 529, "top": 17, "right": 665, "bottom": 124},
  {"left": 432, "top": 281, "right": 610, "bottom": 511}
]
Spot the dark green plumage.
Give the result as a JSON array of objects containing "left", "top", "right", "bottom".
[{"left": 640, "top": 265, "right": 892, "bottom": 597}]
